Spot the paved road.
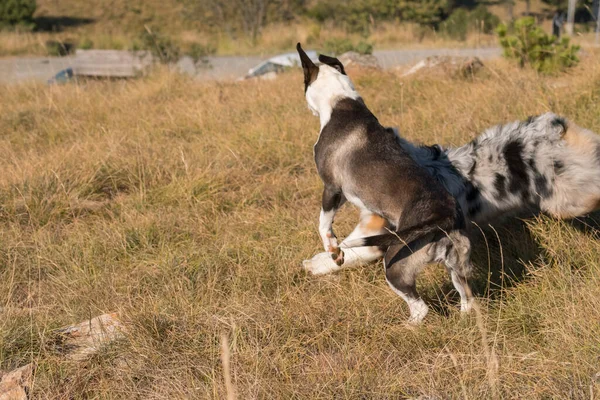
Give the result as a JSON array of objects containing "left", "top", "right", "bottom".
[{"left": 0, "top": 47, "right": 501, "bottom": 85}]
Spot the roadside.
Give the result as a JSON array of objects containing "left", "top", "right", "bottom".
[{"left": 0, "top": 47, "right": 502, "bottom": 85}]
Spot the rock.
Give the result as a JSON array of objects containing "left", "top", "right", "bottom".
[
  {"left": 401, "top": 56, "right": 484, "bottom": 78},
  {"left": 0, "top": 364, "right": 34, "bottom": 400},
  {"left": 338, "top": 51, "right": 382, "bottom": 70},
  {"left": 55, "top": 313, "right": 125, "bottom": 361}
]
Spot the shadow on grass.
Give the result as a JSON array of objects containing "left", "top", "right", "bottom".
[{"left": 35, "top": 16, "right": 95, "bottom": 32}]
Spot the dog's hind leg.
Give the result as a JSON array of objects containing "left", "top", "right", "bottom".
[
  {"left": 384, "top": 237, "right": 435, "bottom": 324},
  {"left": 434, "top": 230, "right": 474, "bottom": 313},
  {"left": 303, "top": 211, "right": 386, "bottom": 275}
]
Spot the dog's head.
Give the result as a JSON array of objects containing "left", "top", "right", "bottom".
[{"left": 296, "top": 43, "right": 357, "bottom": 121}]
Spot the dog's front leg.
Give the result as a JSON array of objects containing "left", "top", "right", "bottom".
[
  {"left": 304, "top": 210, "right": 386, "bottom": 275},
  {"left": 318, "top": 187, "right": 346, "bottom": 265}
]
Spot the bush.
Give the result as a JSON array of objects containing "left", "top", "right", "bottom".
[
  {"left": 187, "top": 43, "right": 215, "bottom": 67},
  {"left": 45, "top": 40, "right": 75, "bottom": 56},
  {"left": 441, "top": 8, "right": 469, "bottom": 40},
  {"left": 497, "top": 17, "right": 580, "bottom": 74},
  {"left": 441, "top": 5, "right": 500, "bottom": 41},
  {"left": 0, "top": 0, "right": 36, "bottom": 29},
  {"left": 78, "top": 38, "right": 94, "bottom": 50},
  {"left": 307, "top": 0, "right": 449, "bottom": 34},
  {"left": 354, "top": 40, "right": 373, "bottom": 55},
  {"left": 134, "top": 27, "right": 180, "bottom": 64},
  {"left": 323, "top": 38, "right": 373, "bottom": 55},
  {"left": 470, "top": 5, "right": 500, "bottom": 34}
]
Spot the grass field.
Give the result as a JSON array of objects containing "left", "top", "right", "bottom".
[
  {"left": 0, "top": 0, "right": 561, "bottom": 57},
  {"left": 2, "top": 53, "right": 600, "bottom": 398}
]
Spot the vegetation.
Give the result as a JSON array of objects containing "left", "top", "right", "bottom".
[
  {"left": 0, "top": 0, "right": 36, "bottom": 30},
  {"left": 1, "top": 50, "right": 600, "bottom": 398},
  {"left": 441, "top": 5, "right": 501, "bottom": 41},
  {"left": 322, "top": 38, "right": 373, "bottom": 55},
  {"left": 134, "top": 27, "right": 181, "bottom": 64},
  {"left": 498, "top": 16, "right": 580, "bottom": 73},
  {"left": 0, "top": 0, "right": 519, "bottom": 56}
]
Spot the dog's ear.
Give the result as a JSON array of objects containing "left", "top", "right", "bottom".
[
  {"left": 297, "top": 43, "right": 318, "bottom": 92},
  {"left": 318, "top": 54, "right": 346, "bottom": 75}
]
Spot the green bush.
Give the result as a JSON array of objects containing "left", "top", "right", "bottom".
[
  {"left": 308, "top": 0, "right": 449, "bottom": 34},
  {"left": 323, "top": 38, "right": 373, "bottom": 55},
  {"left": 354, "top": 40, "right": 373, "bottom": 55},
  {"left": 0, "top": 0, "right": 36, "bottom": 29},
  {"left": 187, "top": 42, "right": 215, "bottom": 67},
  {"left": 441, "top": 5, "right": 500, "bottom": 41},
  {"left": 45, "top": 40, "right": 75, "bottom": 56},
  {"left": 497, "top": 17, "right": 580, "bottom": 74},
  {"left": 441, "top": 8, "right": 469, "bottom": 40},
  {"left": 470, "top": 5, "right": 500, "bottom": 34},
  {"left": 78, "top": 38, "right": 94, "bottom": 50},
  {"left": 134, "top": 27, "right": 180, "bottom": 64}
]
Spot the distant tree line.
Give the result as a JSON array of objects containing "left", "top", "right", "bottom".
[
  {"left": 0, "top": 0, "right": 36, "bottom": 29},
  {"left": 182, "top": 0, "right": 599, "bottom": 40}
]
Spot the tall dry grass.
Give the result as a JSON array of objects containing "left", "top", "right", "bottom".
[
  {"left": 0, "top": 21, "right": 499, "bottom": 58},
  {"left": 1, "top": 53, "right": 600, "bottom": 398}
]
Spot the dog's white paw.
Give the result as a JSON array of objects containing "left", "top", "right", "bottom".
[
  {"left": 302, "top": 252, "right": 341, "bottom": 275},
  {"left": 460, "top": 299, "right": 474, "bottom": 313},
  {"left": 407, "top": 300, "right": 429, "bottom": 324}
]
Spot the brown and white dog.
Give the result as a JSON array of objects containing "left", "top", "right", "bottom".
[{"left": 297, "top": 43, "right": 474, "bottom": 323}]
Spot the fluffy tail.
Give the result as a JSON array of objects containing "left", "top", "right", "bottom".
[{"left": 341, "top": 219, "right": 452, "bottom": 249}]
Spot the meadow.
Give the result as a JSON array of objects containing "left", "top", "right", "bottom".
[
  {"left": 1, "top": 53, "right": 600, "bottom": 398},
  {"left": 0, "top": 0, "right": 550, "bottom": 57}
]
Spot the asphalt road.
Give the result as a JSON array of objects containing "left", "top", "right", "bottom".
[{"left": 0, "top": 47, "right": 501, "bottom": 85}]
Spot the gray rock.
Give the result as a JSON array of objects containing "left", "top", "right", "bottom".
[{"left": 338, "top": 51, "right": 382, "bottom": 70}]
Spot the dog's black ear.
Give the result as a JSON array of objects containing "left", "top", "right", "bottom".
[
  {"left": 318, "top": 54, "right": 346, "bottom": 75},
  {"left": 297, "top": 43, "right": 319, "bottom": 92}
]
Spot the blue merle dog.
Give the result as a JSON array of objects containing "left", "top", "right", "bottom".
[{"left": 304, "top": 112, "right": 600, "bottom": 321}]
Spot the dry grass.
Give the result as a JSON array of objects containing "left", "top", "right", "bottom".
[
  {"left": 0, "top": 0, "right": 590, "bottom": 57},
  {"left": 0, "top": 21, "right": 499, "bottom": 58},
  {"left": 1, "top": 53, "right": 600, "bottom": 398}
]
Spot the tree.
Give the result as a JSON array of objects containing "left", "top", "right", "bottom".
[
  {"left": 236, "top": 0, "right": 267, "bottom": 41},
  {"left": 0, "top": 0, "right": 36, "bottom": 29}
]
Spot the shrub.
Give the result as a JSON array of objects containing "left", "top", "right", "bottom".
[
  {"left": 78, "top": 38, "right": 94, "bottom": 50},
  {"left": 45, "top": 40, "right": 75, "bottom": 56},
  {"left": 187, "top": 43, "right": 215, "bottom": 67},
  {"left": 355, "top": 40, "right": 373, "bottom": 55},
  {"left": 0, "top": 0, "right": 36, "bottom": 29},
  {"left": 441, "top": 5, "right": 500, "bottom": 41},
  {"left": 470, "top": 5, "right": 500, "bottom": 34},
  {"left": 323, "top": 38, "right": 373, "bottom": 55},
  {"left": 497, "top": 17, "right": 580, "bottom": 74},
  {"left": 441, "top": 8, "right": 469, "bottom": 40},
  {"left": 134, "top": 26, "right": 180, "bottom": 64},
  {"left": 307, "top": 0, "right": 449, "bottom": 34}
]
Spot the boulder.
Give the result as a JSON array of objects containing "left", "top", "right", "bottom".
[
  {"left": 338, "top": 51, "right": 382, "bottom": 70},
  {"left": 401, "top": 56, "right": 484, "bottom": 78}
]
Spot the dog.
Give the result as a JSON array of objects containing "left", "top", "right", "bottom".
[
  {"left": 304, "top": 112, "right": 600, "bottom": 310},
  {"left": 297, "top": 43, "right": 475, "bottom": 323}
]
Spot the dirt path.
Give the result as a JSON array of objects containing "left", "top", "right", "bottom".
[{"left": 0, "top": 47, "right": 501, "bottom": 84}]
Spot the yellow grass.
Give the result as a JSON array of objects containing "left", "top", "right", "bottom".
[
  {"left": 0, "top": 21, "right": 500, "bottom": 58},
  {"left": 1, "top": 53, "right": 600, "bottom": 398}
]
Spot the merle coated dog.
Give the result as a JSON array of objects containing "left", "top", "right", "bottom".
[
  {"left": 304, "top": 111, "right": 600, "bottom": 314},
  {"left": 297, "top": 43, "right": 474, "bottom": 323}
]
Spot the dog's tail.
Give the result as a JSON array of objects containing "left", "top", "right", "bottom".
[{"left": 341, "top": 217, "right": 454, "bottom": 249}]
